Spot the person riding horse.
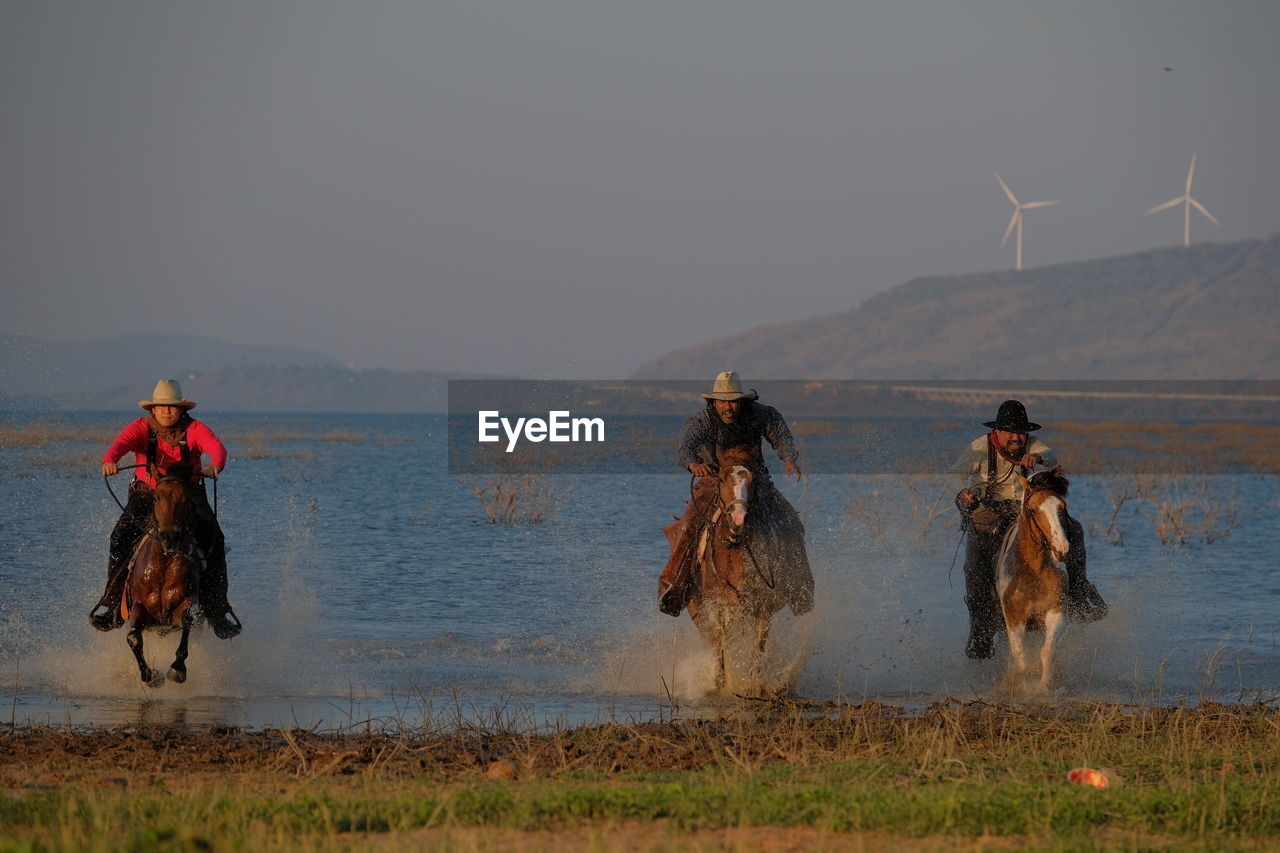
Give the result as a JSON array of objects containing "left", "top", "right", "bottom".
[
  {"left": 949, "top": 399, "right": 1105, "bottom": 659},
  {"left": 89, "top": 379, "right": 241, "bottom": 640},
  {"left": 658, "top": 371, "right": 814, "bottom": 617}
]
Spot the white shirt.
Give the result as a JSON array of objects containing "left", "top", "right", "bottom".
[{"left": 948, "top": 433, "right": 1057, "bottom": 502}]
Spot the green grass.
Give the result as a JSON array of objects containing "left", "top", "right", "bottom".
[
  {"left": 4, "top": 766, "right": 1276, "bottom": 851},
  {"left": 4, "top": 703, "right": 1280, "bottom": 850}
]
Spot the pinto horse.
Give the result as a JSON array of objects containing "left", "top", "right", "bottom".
[
  {"left": 995, "top": 467, "right": 1072, "bottom": 692},
  {"left": 121, "top": 466, "right": 203, "bottom": 686},
  {"left": 686, "top": 446, "right": 796, "bottom": 696}
]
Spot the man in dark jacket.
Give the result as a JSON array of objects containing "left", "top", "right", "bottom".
[{"left": 658, "top": 371, "right": 813, "bottom": 617}]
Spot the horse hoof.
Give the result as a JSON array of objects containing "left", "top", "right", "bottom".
[
  {"left": 146, "top": 672, "right": 165, "bottom": 688},
  {"left": 167, "top": 666, "right": 187, "bottom": 684}
]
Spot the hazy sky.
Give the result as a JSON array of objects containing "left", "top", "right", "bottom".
[{"left": 4, "top": 1, "right": 1278, "bottom": 377}]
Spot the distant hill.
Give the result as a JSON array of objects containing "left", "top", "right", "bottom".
[
  {"left": 0, "top": 333, "right": 479, "bottom": 412},
  {"left": 632, "top": 236, "right": 1280, "bottom": 380}
]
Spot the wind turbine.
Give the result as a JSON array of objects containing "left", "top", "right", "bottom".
[
  {"left": 1146, "top": 153, "right": 1219, "bottom": 247},
  {"left": 995, "top": 173, "right": 1059, "bottom": 271}
]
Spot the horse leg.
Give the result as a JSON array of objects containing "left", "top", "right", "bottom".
[
  {"left": 749, "top": 612, "right": 771, "bottom": 697},
  {"left": 126, "top": 624, "right": 150, "bottom": 684},
  {"left": 168, "top": 606, "right": 193, "bottom": 684},
  {"left": 689, "top": 607, "right": 721, "bottom": 694},
  {"left": 126, "top": 622, "right": 162, "bottom": 687},
  {"left": 1037, "top": 609, "right": 1066, "bottom": 692},
  {"left": 712, "top": 618, "right": 727, "bottom": 695},
  {"left": 1004, "top": 620, "right": 1028, "bottom": 683},
  {"left": 698, "top": 607, "right": 728, "bottom": 696}
]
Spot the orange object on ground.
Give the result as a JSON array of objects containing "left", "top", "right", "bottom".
[{"left": 1067, "top": 767, "right": 1109, "bottom": 788}]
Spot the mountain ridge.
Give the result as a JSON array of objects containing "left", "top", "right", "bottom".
[
  {"left": 631, "top": 236, "right": 1280, "bottom": 380},
  {"left": 0, "top": 333, "right": 482, "bottom": 412}
]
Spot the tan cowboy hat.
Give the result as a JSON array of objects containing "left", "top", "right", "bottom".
[
  {"left": 700, "top": 370, "right": 759, "bottom": 402},
  {"left": 139, "top": 379, "right": 197, "bottom": 411}
]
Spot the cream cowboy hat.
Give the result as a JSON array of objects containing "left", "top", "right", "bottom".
[
  {"left": 700, "top": 370, "right": 759, "bottom": 402},
  {"left": 139, "top": 379, "right": 197, "bottom": 411}
]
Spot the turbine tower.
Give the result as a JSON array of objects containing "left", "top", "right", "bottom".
[
  {"left": 1146, "top": 153, "right": 1219, "bottom": 247},
  {"left": 995, "top": 173, "right": 1059, "bottom": 271}
]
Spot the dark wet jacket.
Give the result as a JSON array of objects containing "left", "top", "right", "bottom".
[{"left": 676, "top": 401, "right": 799, "bottom": 475}]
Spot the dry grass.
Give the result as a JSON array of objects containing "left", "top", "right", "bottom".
[
  {"left": 837, "top": 419, "right": 1277, "bottom": 548},
  {"left": 846, "top": 475, "right": 959, "bottom": 554},
  {"left": 232, "top": 427, "right": 366, "bottom": 460},
  {"left": 461, "top": 450, "right": 568, "bottom": 523},
  {"left": 0, "top": 423, "right": 363, "bottom": 450},
  {"left": 1054, "top": 421, "right": 1280, "bottom": 474},
  {"left": 0, "top": 423, "right": 120, "bottom": 447},
  {"left": 3, "top": 701, "right": 1280, "bottom": 850},
  {"left": 1086, "top": 465, "right": 1267, "bottom": 546}
]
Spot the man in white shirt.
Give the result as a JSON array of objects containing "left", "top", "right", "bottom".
[{"left": 950, "top": 400, "right": 1106, "bottom": 659}]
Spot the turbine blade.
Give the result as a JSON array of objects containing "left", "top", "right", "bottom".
[
  {"left": 1021, "top": 201, "right": 1060, "bottom": 209},
  {"left": 1189, "top": 197, "right": 1219, "bottom": 225},
  {"left": 995, "top": 172, "right": 1018, "bottom": 206},
  {"left": 1146, "top": 197, "right": 1183, "bottom": 214},
  {"left": 1185, "top": 153, "right": 1196, "bottom": 193},
  {"left": 1002, "top": 209, "right": 1020, "bottom": 246}
]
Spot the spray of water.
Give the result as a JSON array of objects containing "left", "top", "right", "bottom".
[{"left": 3, "top": 492, "right": 368, "bottom": 724}]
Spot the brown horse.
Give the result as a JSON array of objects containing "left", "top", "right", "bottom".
[
  {"left": 686, "top": 446, "right": 800, "bottom": 696},
  {"left": 995, "top": 467, "right": 1072, "bottom": 692},
  {"left": 121, "top": 468, "right": 203, "bottom": 686}
]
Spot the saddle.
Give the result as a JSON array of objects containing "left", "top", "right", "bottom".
[{"left": 961, "top": 498, "right": 1018, "bottom": 537}]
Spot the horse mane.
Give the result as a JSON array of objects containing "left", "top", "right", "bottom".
[
  {"left": 716, "top": 446, "right": 755, "bottom": 469},
  {"left": 1028, "top": 467, "right": 1069, "bottom": 497},
  {"left": 158, "top": 462, "right": 196, "bottom": 486}
]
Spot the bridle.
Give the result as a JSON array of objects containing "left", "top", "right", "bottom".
[
  {"left": 702, "top": 463, "right": 776, "bottom": 591},
  {"left": 717, "top": 465, "right": 752, "bottom": 543},
  {"left": 1020, "top": 486, "right": 1066, "bottom": 560},
  {"left": 150, "top": 476, "right": 203, "bottom": 561}
]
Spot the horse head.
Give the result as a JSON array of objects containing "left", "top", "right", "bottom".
[
  {"left": 715, "top": 446, "right": 756, "bottom": 536},
  {"left": 152, "top": 466, "right": 196, "bottom": 553},
  {"left": 1018, "top": 466, "right": 1070, "bottom": 562}
]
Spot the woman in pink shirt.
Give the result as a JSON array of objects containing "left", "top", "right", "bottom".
[{"left": 89, "top": 379, "right": 241, "bottom": 639}]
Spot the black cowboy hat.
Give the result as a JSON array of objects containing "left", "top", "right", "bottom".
[{"left": 984, "top": 399, "right": 1041, "bottom": 432}]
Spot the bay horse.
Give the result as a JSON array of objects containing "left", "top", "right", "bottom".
[
  {"left": 121, "top": 465, "right": 203, "bottom": 686},
  {"left": 686, "top": 446, "right": 797, "bottom": 696},
  {"left": 995, "top": 467, "right": 1072, "bottom": 692}
]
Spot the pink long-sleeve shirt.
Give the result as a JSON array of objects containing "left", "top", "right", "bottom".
[{"left": 102, "top": 417, "right": 228, "bottom": 488}]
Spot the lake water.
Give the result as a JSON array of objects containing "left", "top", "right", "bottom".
[{"left": 2, "top": 412, "right": 1278, "bottom": 730}]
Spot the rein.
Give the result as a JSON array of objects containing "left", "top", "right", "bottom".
[
  {"left": 104, "top": 463, "right": 143, "bottom": 513},
  {"left": 104, "top": 464, "right": 219, "bottom": 517}
]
